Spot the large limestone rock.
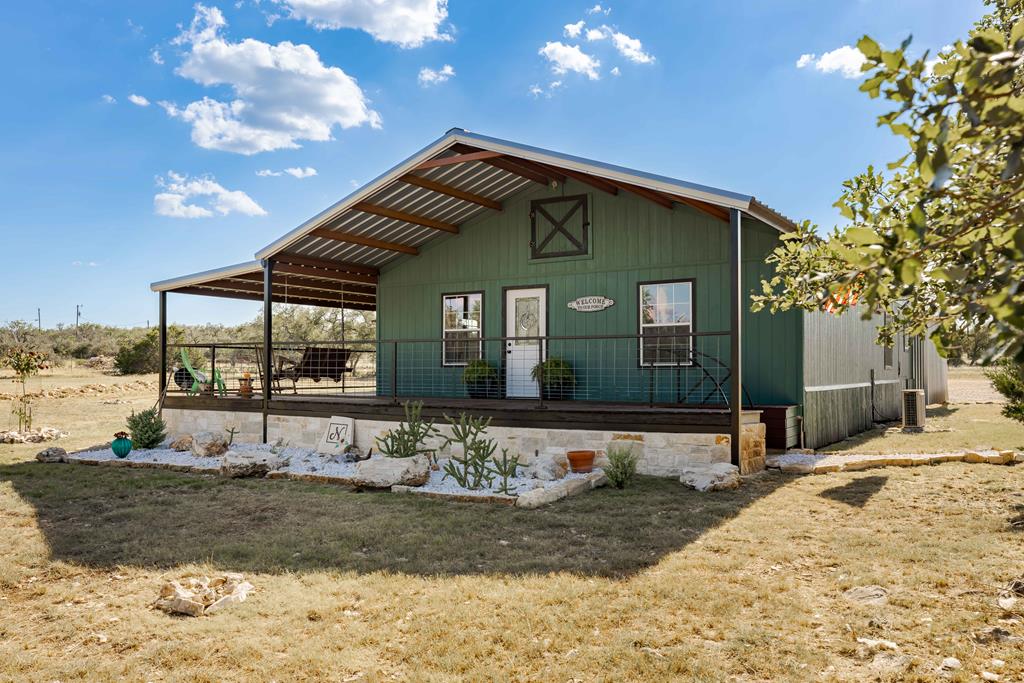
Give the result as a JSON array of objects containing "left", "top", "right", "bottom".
[
  {"left": 219, "top": 449, "right": 284, "bottom": 478},
  {"left": 963, "top": 449, "right": 1015, "bottom": 465},
  {"left": 154, "top": 573, "right": 254, "bottom": 617},
  {"left": 352, "top": 455, "right": 430, "bottom": 488},
  {"left": 527, "top": 450, "right": 568, "bottom": 481},
  {"left": 679, "top": 462, "right": 740, "bottom": 492},
  {"left": 192, "top": 431, "right": 228, "bottom": 457},
  {"left": 36, "top": 446, "right": 67, "bottom": 463},
  {"left": 169, "top": 434, "right": 193, "bottom": 452}
]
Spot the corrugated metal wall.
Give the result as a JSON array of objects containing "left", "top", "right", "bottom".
[
  {"left": 376, "top": 178, "right": 803, "bottom": 406},
  {"left": 802, "top": 308, "right": 911, "bottom": 448}
]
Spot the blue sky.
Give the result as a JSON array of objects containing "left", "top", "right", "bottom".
[{"left": 0, "top": 0, "right": 986, "bottom": 328}]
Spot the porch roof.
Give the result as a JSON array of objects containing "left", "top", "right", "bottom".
[
  {"left": 149, "top": 259, "right": 377, "bottom": 311},
  {"left": 254, "top": 128, "right": 798, "bottom": 271}
]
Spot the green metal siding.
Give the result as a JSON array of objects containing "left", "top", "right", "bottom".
[{"left": 376, "top": 179, "right": 802, "bottom": 406}]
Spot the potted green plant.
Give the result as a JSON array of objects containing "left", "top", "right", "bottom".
[
  {"left": 531, "top": 357, "right": 576, "bottom": 400},
  {"left": 461, "top": 359, "right": 498, "bottom": 399}
]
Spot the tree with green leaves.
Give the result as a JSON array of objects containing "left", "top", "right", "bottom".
[{"left": 753, "top": 1, "right": 1024, "bottom": 365}]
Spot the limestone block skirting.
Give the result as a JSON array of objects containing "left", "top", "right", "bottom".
[{"left": 161, "top": 408, "right": 768, "bottom": 479}]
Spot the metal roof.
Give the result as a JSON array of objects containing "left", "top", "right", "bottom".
[
  {"left": 255, "top": 128, "right": 798, "bottom": 267},
  {"left": 152, "top": 128, "right": 799, "bottom": 306}
]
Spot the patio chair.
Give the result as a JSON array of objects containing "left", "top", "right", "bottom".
[
  {"left": 273, "top": 346, "right": 360, "bottom": 394},
  {"left": 174, "top": 348, "right": 227, "bottom": 397}
]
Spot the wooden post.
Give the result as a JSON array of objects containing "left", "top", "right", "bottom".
[
  {"left": 729, "top": 208, "right": 743, "bottom": 468},
  {"left": 262, "top": 258, "right": 274, "bottom": 443},
  {"left": 158, "top": 291, "right": 167, "bottom": 401}
]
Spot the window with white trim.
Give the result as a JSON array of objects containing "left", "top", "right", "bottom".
[
  {"left": 442, "top": 292, "right": 482, "bottom": 366},
  {"left": 639, "top": 281, "right": 693, "bottom": 366}
]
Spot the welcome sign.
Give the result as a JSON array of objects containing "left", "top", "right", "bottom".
[{"left": 567, "top": 296, "right": 615, "bottom": 312}]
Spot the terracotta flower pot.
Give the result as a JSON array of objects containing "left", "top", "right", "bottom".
[{"left": 566, "top": 449, "right": 596, "bottom": 473}]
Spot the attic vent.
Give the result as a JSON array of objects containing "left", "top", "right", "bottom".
[{"left": 902, "top": 389, "right": 926, "bottom": 430}]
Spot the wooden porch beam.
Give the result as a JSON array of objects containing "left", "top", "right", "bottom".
[
  {"left": 275, "top": 252, "right": 378, "bottom": 276},
  {"left": 532, "top": 162, "right": 619, "bottom": 195},
  {"left": 175, "top": 286, "right": 375, "bottom": 311},
  {"left": 352, "top": 201, "right": 459, "bottom": 234},
  {"left": 271, "top": 263, "right": 377, "bottom": 286},
  {"left": 310, "top": 228, "right": 419, "bottom": 255},
  {"left": 477, "top": 155, "right": 553, "bottom": 185},
  {"left": 672, "top": 196, "right": 730, "bottom": 222},
  {"left": 604, "top": 178, "right": 675, "bottom": 210},
  {"left": 184, "top": 281, "right": 376, "bottom": 307},
  {"left": 415, "top": 150, "right": 503, "bottom": 170},
  {"left": 228, "top": 274, "right": 377, "bottom": 299},
  {"left": 399, "top": 173, "right": 503, "bottom": 211}
]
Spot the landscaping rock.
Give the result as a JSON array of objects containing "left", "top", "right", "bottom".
[
  {"left": 219, "top": 449, "right": 284, "bottom": 478},
  {"left": 963, "top": 449, "right": 1015, "bottom": 465},
  {"left": 843, "top": 585, "right": 889, "bottom": 606},
  {"left": 154, "top": 573, "right": 254, "bottom": 617},
  {"left": 939, "top": 656, "right": 962, "bottom": 672},
  {"left": 1, "top": 427, "right": 66, "bottom": 444},
  {"left": 169, "top": 435, "right": 193, "bottom": 452},
  {"left": 678, "top": 463, "right": 740, "bottom": 492},
  {"left": 191, "top": 431, "right": 228, "bottom": 457},
  {"left": 528, "top": 451, "right": 567, "bottom": 481},
  {"left": 352, "top": 455, "right": 430, "bottom": 488},
  {"left": 35, "top": 446, "right": 67, "bottom": 463}
]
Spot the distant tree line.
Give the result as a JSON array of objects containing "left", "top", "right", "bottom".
[{"left": 0, "top": 306, "right": 376, "bottom": 375}]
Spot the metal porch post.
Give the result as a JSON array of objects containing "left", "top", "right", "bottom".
[
  {"left": 158, "top": 291, "right": 167, "bottom": 406},
  {"left": 262, "top": 258, "right": 274, "bottom": 443},
  {"left": 729, "top": 208, "right": 743, "bottom": 468}
]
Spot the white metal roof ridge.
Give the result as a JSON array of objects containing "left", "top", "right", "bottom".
[
  {"left": 254, "top": 128, "right": 796, "bottom": 260},
  {"left": 150, "top": 260, "right": 262, "bottom": 292}
]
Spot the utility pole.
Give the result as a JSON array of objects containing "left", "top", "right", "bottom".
[
  {"left": 75, "top": 304, "right": 82, "bottom": 336},
  {"left": 37, "top": 308, "right": 41, "bottom": 330}
]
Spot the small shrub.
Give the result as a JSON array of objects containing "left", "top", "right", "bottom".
[
  {"left": 114, "top": 329, "right": 160, "bottom": 375},
  {"left": 126, "top": 408, "right": 167, "bottom": 449},
  {"left": 376, "top": 401, "right": 440, "bottom": 459},
  {"left": 605, "top": 444, "right": 639, "bottom": 489},
  {"left": 986, "top": 360, "right": 1024, "bottom": 423}
]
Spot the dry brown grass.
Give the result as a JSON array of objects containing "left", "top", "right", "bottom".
[
  {"left": 1, "top": 370, "right": 1023, "bottom": 681},
  {"left": 825, "top": 403, "right": 1024, "bottom": 455}
]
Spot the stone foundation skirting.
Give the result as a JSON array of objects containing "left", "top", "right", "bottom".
[{"left": 161, "top": 408, "right": 767, "bottom": 478}]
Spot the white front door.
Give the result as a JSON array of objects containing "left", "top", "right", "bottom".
[{"left": 505, "top": 287, "right": 546, "bottom": 398}]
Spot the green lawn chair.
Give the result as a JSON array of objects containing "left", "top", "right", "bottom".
[{"left": 176, "top": 348, "right": 227, "bottom": 397}]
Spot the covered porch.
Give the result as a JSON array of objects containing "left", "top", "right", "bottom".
[{"left": 150, "top": 129, "right": 794, "bottom": 466}]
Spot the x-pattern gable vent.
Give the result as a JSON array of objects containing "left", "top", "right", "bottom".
[{"left": 530, "top": 194, "right": 589, "bottom": 259}]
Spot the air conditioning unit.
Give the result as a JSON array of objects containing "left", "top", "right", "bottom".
[{"left": 902, "top": 389, "right": 926, "bottom": 430}]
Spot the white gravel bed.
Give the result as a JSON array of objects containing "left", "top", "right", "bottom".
[
  {"left": 67, "top": 447, "right": 222, "bottom": 471},
  {"left": 273, "top": 450, "right": 361, "bottom": 479},
  {"left": 415, "top": 464, "right": 596, "bottom": 498}
]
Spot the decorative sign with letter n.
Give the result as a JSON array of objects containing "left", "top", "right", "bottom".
[
  {"left": 316, "top": 415, "right": 355, "bottom": 455},
  {"left": 530, "top": 194, "right": 589, "bottom": 259}
]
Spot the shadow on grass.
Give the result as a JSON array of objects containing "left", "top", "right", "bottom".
[
  {"left": 1, "top": 462, "right": 788, "bottom": 578},
  {"left": 818, "top": 475, "right": 888, "bottom": 508}
]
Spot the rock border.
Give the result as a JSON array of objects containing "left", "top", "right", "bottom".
[
  {"left": 53, "top": 447, "right": 608, "bottom": 507},
  {"left": 768, "top": 448, "right": 1019, "bottom": 475}
]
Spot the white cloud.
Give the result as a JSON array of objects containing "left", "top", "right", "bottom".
[
  {"left": 154, "top": 171, "right": 267, "bottom": 218},
  {"left": 101, "top": 94, "right": 116, "bottom": 104},
  {"left": 274, "top": 0, "right": 450, "bottom": 48},
  {"left": 150, "top": 48, "right": 164, "bottom": 65},
  {"left": 71, "top": 261, "right": 98, "bottom": 267},
  {"left": 128, "top": 93, "right": 150, "bottom": 107},
  {"left": 586, "top": 4, "right": 610, "bottom": 15},
  {"left": 608, "top": 29, "right": 654, "bottom": 64},
  {"left": 564, "top": 20, "right": 584, "bottom": 38},
  {"left": 585, "top": 27, "right": 606, "bottom": 41},
  {"left": 257, "top": 166, "right": 318, "bottom": 178},
  {"left": 538, "top": 41, "right": 600, "bottom": 80},
  {"left": 796, "top": 45, "right": 866, "bottom": 78},
  {"left": 610, "top": 66, "right": 620, "bottom": 76},
  {"left": 528, "top": 84, "right": 544, "bottom": 98},
  {"left": 161, "top": 4, "right": 381, "bottom": 155},
  {"left": 418, "top": 64, "right": 455, "bottom": 86}
]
